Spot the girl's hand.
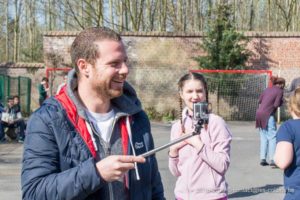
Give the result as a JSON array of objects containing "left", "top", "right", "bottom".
[
  {"left": 185, "top": 134, "right": 204, "bottom": 152},
  {"left": 169, "top": 132, "right": 187, "bottom": 157}
]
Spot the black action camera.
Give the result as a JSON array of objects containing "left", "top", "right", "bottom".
[{"left": 193, "top": 102, "right": 209, "bottom": 125}]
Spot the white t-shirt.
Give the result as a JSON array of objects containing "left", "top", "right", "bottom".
[{"left": 86, "top": 109, "right": 115, "bottom": 143}]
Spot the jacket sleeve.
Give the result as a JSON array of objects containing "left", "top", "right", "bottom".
[
  {"left": 21, "top": 112, "right": 104, "bottom": 200},
  {"left": 150, "top": 155, "right": 166, "bottom": 200},
  {"left": 147, "top": 121, "right": 165, "bottom": 200},
  {"left": 168, "top": 122, "right": 181, "bottom": 177},
  {"left": 198, "top": 116, "right": 232, "bottom": 175},
  {"left": 258, "top": 93, "right": 263, "bottom": 104},
  {"left": 274, "top": 89, "right": 284, "bottom": 108}
]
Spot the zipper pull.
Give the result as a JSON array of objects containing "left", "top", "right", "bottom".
[{"left": 105, "top": 146, "right": 111, "bottom": 156}]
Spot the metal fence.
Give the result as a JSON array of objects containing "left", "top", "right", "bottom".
[
  {"left": 0, "top": 75, "right": 31, "bottom": 116},
  {"left": 127, "top": 67, "right": 289, "bottom": 121}
]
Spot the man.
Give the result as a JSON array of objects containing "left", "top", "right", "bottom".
[
  {"left": 38, "top": 77, "right": 49, "bottom": 106},
  {"left": 22, "top": 27, "right": 165, "bottom": 200},
  {"left": 0, "top": 96, "right": 25, "bottom": 142}
]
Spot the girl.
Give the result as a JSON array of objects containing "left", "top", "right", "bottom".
[
  {"left": 168, "top": 72, "right": 232, "bottom": 200},
  {"left": 275, "top": 87, "right": 300, "bottom": 200}
]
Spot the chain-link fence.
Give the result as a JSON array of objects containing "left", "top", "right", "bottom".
[
  {"left": 127, "top": 67, "right": 289, "bottom": 121},
  {"left": 0, "top": 75, "right": 31, "bottom": 116}
]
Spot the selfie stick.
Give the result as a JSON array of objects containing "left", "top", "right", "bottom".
[{"left": 141, "top": 120, "right": 203, "bottom": 158}]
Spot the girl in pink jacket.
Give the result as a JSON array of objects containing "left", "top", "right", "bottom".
[{"left": 169, "top": 72, "right": 232, "bottom": 200}]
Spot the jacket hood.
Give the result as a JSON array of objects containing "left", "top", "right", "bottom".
[{"left": 66, "top": 69, "right": 142, "bottom": 119}]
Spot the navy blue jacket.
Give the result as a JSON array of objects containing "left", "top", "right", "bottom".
[{"left": 21, "top": 70, "right": 165, "bottom": 200}]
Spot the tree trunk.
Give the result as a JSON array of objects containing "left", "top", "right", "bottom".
[
  {"left": 109, "top": 0, "right": 114, "bottom": 29},
  {"left": 248, "top": 0, "right": 254, "bottom": 31},
  {"left": 268, "top": 0, "right": 270, "bottom": 31},
  {"left": 5, "top": 0, "right": 9, "bottom": 61},
  {"left": 14, "top": 0, "right": 22, "bottom": 62}
]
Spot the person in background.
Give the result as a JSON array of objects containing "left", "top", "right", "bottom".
[
  {"left": 56, "top": 74, "right": 68, "bottom": 95},
  {"left": 255, "top": 76, "right": 285, "bottom": 167},
  {"left": 274, "top": 87, "right": 300, "bottom": 200},
  {"left": 168, "top": 72, "right": 232, "bottom": 200},
  {"left": 285, "top": 76, "right": 300, "bottom": 96},
  {"left": 0, "top": 96, "right": 25, "bottom": 142},
  {"left": 14, "top": 95, "right": 26, "bottom": 142},
  {"left": 22, "top": 27, "right": 165, "bottom": 200},
  {"left": 38, "top": 77, "right": 49, "bottom": 106},
  {"left": 13, "top": 95, "right": 21, "bottom": 113}
]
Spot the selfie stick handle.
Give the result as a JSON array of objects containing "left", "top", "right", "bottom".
[{"left": 141, "top": 124, "right": 202, "bottom": 158}]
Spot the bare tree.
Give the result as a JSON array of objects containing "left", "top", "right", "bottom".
[
  {"left": 1, "top": 0, "right": 300, "bottom": 64},
  {"left": 13, "top": 0, "right": 23, "bottom": 62},
  {"left": 159, "top": 0, "right": 167, "bottom": 31},
  {"left": 275, "top": 0, "right": 297, "bottom": 31},
  {"left": 24, "top": 0, "right": 37, "bottom": 61},
  {"left": 5, "top": 0, "right": 9, "bottom": 61},
  {"left": 248, "top": 0, "right": 254, "bottom": 30},
  {"left": 109, "top": 0, "right": 114, "bottom": 29},
  {"left": 123, "top": 0, "right": 146, "bottom": 31}
]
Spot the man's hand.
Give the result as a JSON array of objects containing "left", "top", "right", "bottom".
[{"left": 96, "top": 155, "right": 145, "bottom": 182}]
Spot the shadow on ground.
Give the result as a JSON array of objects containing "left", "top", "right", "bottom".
[{"left": 228, "top": 184, "right": 283, "bottom": 198}]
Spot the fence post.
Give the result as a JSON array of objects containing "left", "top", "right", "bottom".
[
  {"left": 7, "top": 76, "right": 10, "bottom": 98},
  {"left": 0, "top": 75, "right": 3, "bottom": 104},
  {"left": 18, "top": 76, "right": 21, "bottom": 97},
  {"left": 27, "top": 78, "right": 31, "bottom": 115}
]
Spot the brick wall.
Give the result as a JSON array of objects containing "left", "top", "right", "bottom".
[{"left": 43, "top": 31, "right": 300, "bottom": 83}]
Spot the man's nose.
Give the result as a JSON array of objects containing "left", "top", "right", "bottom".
[{"left": 119, "top": 61, "right": 129, "bottom": 75}]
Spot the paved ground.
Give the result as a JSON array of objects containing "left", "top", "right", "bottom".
[{"left": 0, "top": 121, "right": 285, "bottom": 199}]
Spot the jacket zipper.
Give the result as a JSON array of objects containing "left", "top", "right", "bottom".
[
  {"left": 89, "top": 121, "right": 114, "bottom": 200},
  {"left": 105, "top": 114, "right": 123, "bottom": 200},
  {"left": 98, "top": 132, "right": 115, "bottom": 200},
  {"left": 88, "top": 113, "right": 128, "bottom": 200},
  {"left": 105, "top": 145, "right": 114, "bottom": 200}
]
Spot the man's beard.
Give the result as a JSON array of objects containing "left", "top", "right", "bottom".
[
  {"left": 95, "top": 82, "right": 123, "bottom": 99},
  {"left": 106, "top": 87, "right": 123, "bottom": 98}
]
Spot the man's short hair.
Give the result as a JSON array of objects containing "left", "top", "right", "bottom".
[
  {"left": 71, "top": 27, "right": 122, "bottom": 73},
  {"left": 13, "top": 95, "right": 19, "bottom": 99}
]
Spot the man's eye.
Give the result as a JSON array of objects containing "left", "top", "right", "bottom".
[{"left": 110, "top": 62, "right": 120, "bottom": 68}]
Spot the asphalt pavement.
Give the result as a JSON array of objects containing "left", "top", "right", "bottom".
[{"left": 0, "top": 121, "right": 285, "bottom": 200}]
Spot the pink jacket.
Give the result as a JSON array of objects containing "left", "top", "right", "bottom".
[{"left": 169, "top": 110, "right": 232, "bottom": 200}]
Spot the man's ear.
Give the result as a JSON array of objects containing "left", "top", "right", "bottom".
[{"left": 77, "top": 59, "right": 90, "bottom": 78}]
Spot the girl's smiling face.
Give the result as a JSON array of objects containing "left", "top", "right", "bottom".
[{"left": 180, "top": 79, "right": 207, "bottom": 115}]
